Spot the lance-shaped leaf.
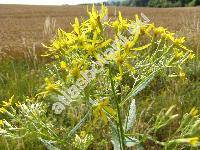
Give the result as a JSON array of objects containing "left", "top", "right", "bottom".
[
  {"left": 39, "top": 138, "right": 60, "bottom": 150},
  {"left": 124, "top": 99, "right": 136, "bottom": 132},
  {"left": 120, "top": 70, "right": 158, "bottom": 107},
  {"left": 67, "top": 110, "right": 91, "bottom": 138}
]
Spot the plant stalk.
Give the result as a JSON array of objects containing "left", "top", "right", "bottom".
[{"left": 109, "top": 63, "right": 125, "bottom": 150}]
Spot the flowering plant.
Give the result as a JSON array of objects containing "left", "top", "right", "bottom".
[{"left": 0, "top": 4, "right": 198, "bottom": 150}]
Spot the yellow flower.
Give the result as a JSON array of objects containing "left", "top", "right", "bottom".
[
  {"left": 60, "top": 61, "right": 67, "bottom": 70},
  {"left": 80, "top": 131, "right": 86, "bottom": 138},
  {"left": 69, "top": 59, "right": 85, "bottom": 78},
  {"left": 174, "top": 37, "right": 185, "bottom": 45},
  {"left": 2, "top": 95, "right": 14, "bottom": 107},
  {"left": 154, "top": 26, "right": 166, "bottom": 35},
  {"left": 153, "top": 26, "right": 175, "bottom": 40},
  {"left": 115, "top": 51, "right": 124, "bottom": 65},
  {"left": 55, "top": 55, "right": 59, "bottom": 59},
  {"left": 162, "top": 31, "right": 175, "bottom": 41},
  {"left": 93, "top": 97, "right": 116, "bottom": 124},
  {"left": 190, "top": 107, "right": 198, "bottom": 116},
  {"left": 73, "top": 17, "right": 80, "bottom": 35},
  {"left": 112, "top": 20, "right": 119, "bottom": 28},
  {"left": 0, "top": 107, "right": 6, "bottom": 114},
  {"left": 189, "top": 137, "right": 199, "bottom": 146},
  {"left": 114, "top": 51, "right": 126, "bottom": 80},
  {"left": 178, "top": 66, "right": 186, "bottom": 80},
  {"left": 188, "top": 53, "right": 195, "bottom": 59},
  {"left": 179, "top": 71, "right": 186, "bottom": 80},
  {"left": 175, "top": 137, "right": 199, "bottom": 146},
  {"left": 0, "top": 120, "right": 4, "bottom": 127},
  {"left": 175, "top": 51, "right": 184, "bottom": 58},
  {"left": 87, "top": 4, "right": 102, "bottom": 32},
  {"left": 145, "top": 23, "right": 154, "bottom": 36},
  {"left": 84, "top": 30, "right": 112, "bottom": 56},
  {"left": 70, "top": 67, "right": 80, "bottom": 78},
  {"left": 45, "top": 77, "right": 60, "bottom": 92},
  {"left": 112, "top": 11, "right": 128, "bottom": 32},
  {"left": 15, "top": 101, "right": 22, "bottom": 107}
]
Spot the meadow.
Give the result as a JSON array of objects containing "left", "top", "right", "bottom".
[{"left": 0, "top": 4, "right": 199, "bottom": 149}]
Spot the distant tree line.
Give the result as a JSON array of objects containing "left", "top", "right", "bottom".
[{"left": 102, "top": 0, "right": 200, "bottom": 7}]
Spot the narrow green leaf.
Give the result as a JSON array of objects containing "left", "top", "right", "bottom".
[
  {"left": 124, "top": 99, "right": 136, "bottom": 132},
  {"left": 67, "top": 110, "right": 91, "bottom": 137},
  {"left": 120, "top": 70, "right": 158, "bottom": 107},
  {"left": 39, "top": 138, "right": 60, "bottom": 150}
]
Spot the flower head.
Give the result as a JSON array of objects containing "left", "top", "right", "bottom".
[
  {"left": 45, "top": 77, "right": 60, "bottom": 92},
  {"left": 2, "top": 95, "right": 14, "bottom": 107},
  {"left": 0, "top": 120, "right": 4, "bottom": 127},
  {"left": 0, "top": 107, "right": 6, "bottom": 114},
  {"left": 190, "top": 107, "right": 198, "bottom": 116},
  {"left": 60, "top": 61, "right": 67, "bottom": 70},
  {"left": 189, "top": 137, "right": 199, "bottom": 146},
  {"left": 93, "top": 97, "right": 116, "bottom": 124}
]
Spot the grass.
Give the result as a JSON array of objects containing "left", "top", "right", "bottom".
[
  {"left": 0, "top": 57, "right": 46, "bottom": 149},
  {"left": 0, "top": 57, "right": 44, "bottom": 102}
]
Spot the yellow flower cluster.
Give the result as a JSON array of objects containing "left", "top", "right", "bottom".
[
  {"left": 0, "top": 95, "right": 14, "bottom": 114},
  {"left": 43, "top": 4, "right": 194, "bottom": 123},
  {"left": 43, "top": 4, "right": 194, "bottom": 83},
  {"left": 93, "top": 97, "right": 116, "bottom": 124},
  {"left": 175, "top": 137, "right": 199, "bottom": 147},
  {"left": 190, "top": 107, "right": 199, "bottom": 116}
]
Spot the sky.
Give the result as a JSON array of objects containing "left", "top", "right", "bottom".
[{"left": 0, "top": 0, "right": 106, "bottom": 5}]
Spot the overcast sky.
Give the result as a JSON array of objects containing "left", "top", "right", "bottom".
[{"left": 0, "top": 0, "right": 106, "bottom": 5}]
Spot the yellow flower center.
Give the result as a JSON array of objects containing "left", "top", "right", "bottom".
[
  {"left": 189, "top": 137, "right": 199, "bottom": 146},
  {"left": 71, "top": 67, "right": 80, "bottom": 78},
  {"left": 60, "top": 61, "right": 67, "bottom": 70}
]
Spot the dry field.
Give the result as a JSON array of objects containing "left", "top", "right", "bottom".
[{"left": 0, "top": 4, "right": 200, "bottom": 57}]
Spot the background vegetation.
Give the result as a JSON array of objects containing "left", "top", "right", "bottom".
[{"left": 103, "top": 0, "right": 200, "bottom": 7}]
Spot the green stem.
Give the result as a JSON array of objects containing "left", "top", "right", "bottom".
[{"left": 109, "top": 63, "right": 125, "bottom": 150}]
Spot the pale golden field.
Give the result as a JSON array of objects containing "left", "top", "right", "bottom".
[{"left": 0, "top": 4, "right": 199, "bottom": 57}]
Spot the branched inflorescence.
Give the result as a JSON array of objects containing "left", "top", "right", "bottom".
[{"left": 0, "top": 4, "right": 198, "bottom": 150}]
